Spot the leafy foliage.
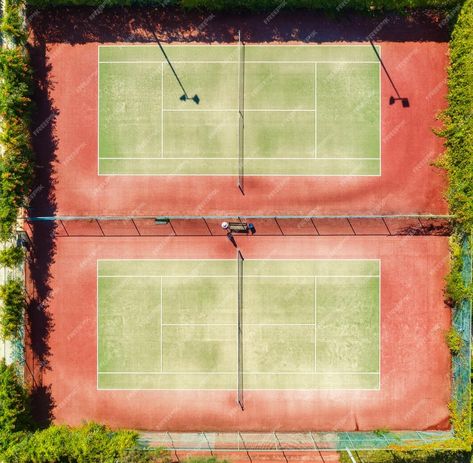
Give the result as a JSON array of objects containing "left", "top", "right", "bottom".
[
  {"left": 0, "top": 245, "right": 25, "bottom": 268},
  {"left": 339, "top": 0, "right": 473, "bottom": 459},
  {"left": 0, "top": 0, "right": 34, "bottom": 241},
  {"left": 446, "top": 326, "right": 463, "bottom": 355},
  {"left": 0, "top": 278, "right": 25, "bottom": 340},
  {"left": 0, "top": 0, "right": 28, "bottom": 46},
  {"left": 0, "top": 360, "right": 32, "bottom": 438},
  {"left": 339, "top": 449, "right": 471, "bottom": 462},
  {"left": 0, "top": 423, "right": 171, "bottom": 463},
  {"left": 436, "top": 0, "right": 473, "bottom": 232}
]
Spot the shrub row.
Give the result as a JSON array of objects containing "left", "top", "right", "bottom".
[
  {"left": 339, "top": 0, "right": 473, "bottom": 460},
  {"left": 0, "top": 278, "right": 25, "bottom": 340},
  {"left": 0, "top": 0, "right": 34, "bottom": 241},
  {"left": 0, "top": 244, "right": 25, "bottom": 268},
  {"left": 436, "top": 0, "right": 473, "bottom": 235},
  {"left": 25, "top": 0, "right": 461, "bottom": 10},
  {"left": 0, "top": 360, "right": 172, "bottom": 462}
]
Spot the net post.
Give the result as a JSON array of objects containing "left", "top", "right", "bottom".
[{"left": 237, "top": 250, "right": 244, "bottom": 410}]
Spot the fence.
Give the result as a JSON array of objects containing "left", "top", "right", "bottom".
[
  {"left": 139, "top": 430, "right": 455, "bottom": 454},
  {"left": 451, "top": 233, "right": 472, "bottom": 419},
  {"left": 26, "top": 215, "right": 452, "bottom": 238}
]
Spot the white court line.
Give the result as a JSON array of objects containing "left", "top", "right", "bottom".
[
  {"left": 99, "top": 44, "right": 379, "bottom": 48},
  {"left": 99, "top": 173, "right": 381, "bottom": 177},
  {"left": 162, "top": 323, "right": 316, "bottom": 326},
  {"left": 314, "top": 276, "right": 317, "bottom": 372},
  {"left": 98, "top": 274, "right": 379, "bottom": 278},
  {"left": 314, "top": 62, "right": 317, "bottom": 158},
  {"left": 98, "top": 258, "right": 380, "bottom": 261},
  {"left": 99, "top": 60, "right": 379, "bottom": 65},
  {"left": 161, "top": 62, "right": 164, "bottom": 158},
  {"left": 100, "top": 157, "right": 379, "bottom": 160},
  {"left": 162, "top": 108, "right": 315, "bottom": 112},
  {"left": 160, "top": 276, "right": 163, "bottom": 372},
  {"left": 98, "top": 371, "right": 380, "bottom": 375}
]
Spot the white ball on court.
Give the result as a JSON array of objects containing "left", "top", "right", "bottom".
[{"left": 221, "top": 221, "right": 229, "bottom": 229}]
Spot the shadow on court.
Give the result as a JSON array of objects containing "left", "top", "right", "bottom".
[{"left": 27, "top": 7, "right": 451, "bottom": 46}]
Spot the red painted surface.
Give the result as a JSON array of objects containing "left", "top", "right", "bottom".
[
  {"left": 36, "top": 235, "right": 451, "bottom": 431},
  {"left": 34, "top": 41, "right": 448, "bottom": 217}
]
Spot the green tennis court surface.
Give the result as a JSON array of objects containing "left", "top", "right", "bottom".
[
  {"left": 98, "top": 45, "right": 381, "bottom": 176},
  {"left": 97, "top": 259, "right": 380, "bottom": 390}
]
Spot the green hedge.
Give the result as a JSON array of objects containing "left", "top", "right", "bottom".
[
  {"left": 0, "top": 360, "right": 32, "bottom": 437},
  {"left": 436, "top": 0, "right": 473, "bottom": 233},
  {"left": 0, "top": 245, "right": 25, "bottom": 268},
  {"left": 340, "top": 0, "right": 473, "bottom": 459},
  {"left": 0, "top": 362, "right": 170, "bottom": 463},
  {"left": 0, "top": 0, "right": 34, "bottom": 241},
  {"left": 25, "top": 0, "right": 461, "bottom": 10},
  {"left": 1, "top": 423, "right": 170, "bottom": 463},
  {"left": 339, "top": 449, "right": 471, "bottom": 462},
  {"left": 0, "top": 278, "right": 26, "bottom": 340}
]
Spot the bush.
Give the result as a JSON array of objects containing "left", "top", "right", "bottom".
[
  {"left": 0, "top": 245, "right": 24, "bottom": 268},
  {"left": 0, "top": 278, "right": 25, "bottom": 340},
  {"left": 436, "top": 0, "right": 473, "bottom": 232},
  {"left": 445, "top": 235, "right": 470, "bottom": 304},
  {"left": 0, "top": 0, "right": 33, "bottom": 241},
  {"left": 0, "top": 360, "right": 31, "bottom": 437},
  {"left": 445, "top": 327, "right": 463, "bottom": 355},
  {"left": 0, "top": 423, "right": 171, "bottom": 463},
  {"left": 0, "top": 0, "right": 28, "bottom": 46}
]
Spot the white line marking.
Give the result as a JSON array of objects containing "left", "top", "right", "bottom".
[
  {"left": 161, "top": 62, "right": 164, "bottom": 158},
  {"left": 99, "top": 156, "right": 379, "bottom": 160},
  {"left": 98, "top": 173, "right": 382, "bottom": 177},
  {"left": 97, "top": 48, "right": 100, "bottom": 175},
  {"left": 314, "top": 62, "right": 317, "bottom": 158},
  {"left": 98, "top": 44, "right": 379, "bottom": 48},
  {"left": 99, "top": 60, "right": 379, "bottom": 65},
  {"left": 314, "top": 276, "right": 317, "bottom": 372},
  {"left": 98, "top": 274, "right": 379, "bottom": 278},
  {"left": 161, "top": 323, "right": 316, "bottom": 326},
  {"left": 98, "top": 371, "right": 380, "bottom": 375},
  {"left": 160, "top": 276, "right": 163, "bottom": 372},
  {"left": 162, "top": 108, "right": 316, "bottom": 112},
  {"left": 98, "top": 258, "right": 380, "bottom": 262},
  {"left": 96, "top": 260, "right": 99, "bottom": 389},
  {"left": 379, "top": 259, "right": 382, "bottom": 387}
]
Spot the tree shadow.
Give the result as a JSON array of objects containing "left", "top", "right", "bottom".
[
  {"left": 24, "top": 33, "right": 59, "bottom": 427},
  {"left": 397, "top": 221, "right": 451, "bottom": 236},
  {"left": 27, "top": 6, "right": 451, "bottom": 46}
]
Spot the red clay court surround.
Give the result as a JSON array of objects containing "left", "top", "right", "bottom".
[
  {"left": 32, "top": 235, "right": 451, "bottom": 431},
  {"left": 32, "top": 41, "right": 448, "bottom": 217},
  {"left": 26, "top": 16, "right": 452, "bottom": 435}
]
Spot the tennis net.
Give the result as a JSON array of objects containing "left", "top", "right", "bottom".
[
  {"left": 237, "top": 249, "right": 244, "bottom": 410},
  {"left": 237, "top": 31, "right": 244, "bottom": 193}
]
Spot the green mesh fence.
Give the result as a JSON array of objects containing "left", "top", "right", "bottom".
[
  {"left": 451, "top": 234, "right": 472, "bottom": 417},
  {"left": 139, "top": 430, "right": 455, "bottom": 452}
]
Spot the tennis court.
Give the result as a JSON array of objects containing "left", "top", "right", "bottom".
[
  {"left": 98, "top": 45, "right": 381, "bottom": 176},
  {"left": 97, "top": 258, "right": 380, "bottom": 391}
]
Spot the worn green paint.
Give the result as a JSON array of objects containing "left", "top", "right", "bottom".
[
  {"left": 98, "top": 45, "right": 380, "bottom": 175},
  {"left": 98, "top": 259, "right": 380, "bottom": 390}
]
